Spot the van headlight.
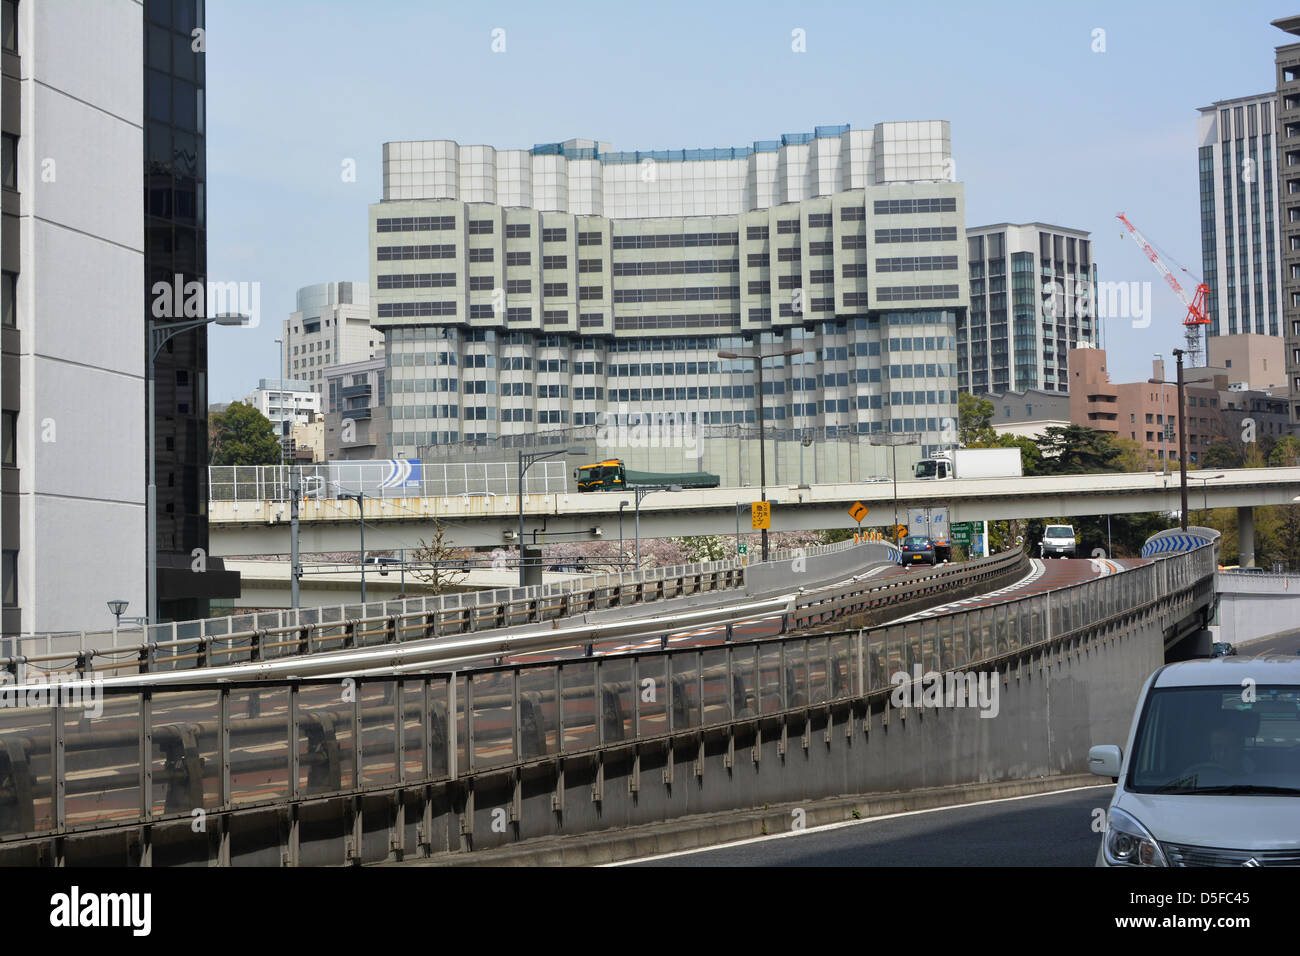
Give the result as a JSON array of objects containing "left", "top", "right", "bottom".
[{"left": 1104, "top": 808, "right": 1167, "bottom": 867}]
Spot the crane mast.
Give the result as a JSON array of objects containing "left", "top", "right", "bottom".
[{"left": 1116, "top": 212, "right": 1211, "bottom": 366}]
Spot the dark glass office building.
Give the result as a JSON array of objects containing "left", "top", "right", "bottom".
[{"left": 145, "top": 0, "right": 237, "bottom": 620}]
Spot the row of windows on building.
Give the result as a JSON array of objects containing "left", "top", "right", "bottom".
[{"left": 374, "top": 200, "right": 956, "bottom": 242}]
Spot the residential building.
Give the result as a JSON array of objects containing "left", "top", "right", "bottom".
[
  {"left": 963, "top": 223, "right": 1098, "bottom": 396},
  {"left": 283, "top": 281, "right": 379, "bottom": 401},
  {"left": 369, "top": 123, "right": 967, "bottom": 460},
  {"left": 1069, "top": 346, "right": 1287, "bottom": 466},
  {"left": 247, "top": 378, "right": 320, "bottom": 428},
  {"left": 1197, "top": 94, "right": 1284, "bottom": 342},
  {"left": 290, "top": 413, "right": 324, "bottom": 463}
]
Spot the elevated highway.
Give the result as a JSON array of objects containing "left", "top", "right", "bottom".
[
  {"left": 0, "top": 528, "right": 1218, "bottom": 865},
  {"left": 209, "top": 465, "right": 1300, "bottom": 555}
]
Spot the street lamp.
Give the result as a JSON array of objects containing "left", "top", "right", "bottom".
[
  {"left": 274, "top": 338, "right": 285, "bottom": 469},
  {"left": 618, "top": 500, "right": 630, "bottom": 569},
  {"left": 336, "top": 491, "right": 366, "bottom": 603},
  {"left": 1190, "top": 473, "right": 1224, "bottom": 525},
  {"left": 718, "top": 345, "right": 803, "bottom": 560},
  {"left": 147, "top": 311, "right": 249, "bottom": 625},
  {"left": 107, "top": 599, "right": 128, "bottom": 629},
  {"left": 869, "top": 432, "right": 922, "bottom": 540},
  {"left": 633, "top": 484, "right": 682, "bottom": 570},
  {"left": 1150, "top": 349, "right": 1190, "bottom": 530},
  {"left": 517, "top": 446, "right": 587, "bottom": 586}
]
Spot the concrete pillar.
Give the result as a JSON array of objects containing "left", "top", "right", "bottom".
[{"left": 1237, "top": 506, "right": 1255, "bottom": 568}]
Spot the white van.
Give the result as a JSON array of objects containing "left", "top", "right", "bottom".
[{"left": 1089, "top": 657, "right": 1300, "bottom": 866}]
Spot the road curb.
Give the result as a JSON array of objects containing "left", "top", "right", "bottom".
[{"left": 384, "top": 773, "right": 1106, "bottom": 867}]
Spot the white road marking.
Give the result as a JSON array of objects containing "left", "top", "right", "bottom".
[{"left": 602, "top": 783, "right": 1114, "bottom": 866}]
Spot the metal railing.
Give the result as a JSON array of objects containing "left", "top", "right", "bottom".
[
  {"left": 209, "top": 460, "right": 572, "bottom": 503},
  {"left": 1, "top": 537, "right": 891, "bottom": 682},
  {"left": 0, "top": 539, "right": 1218, "bottom": 852}
]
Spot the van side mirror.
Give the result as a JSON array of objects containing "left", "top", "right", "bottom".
[{"left": 1088, "top": 744, "right": 1122, "bottom": 781}]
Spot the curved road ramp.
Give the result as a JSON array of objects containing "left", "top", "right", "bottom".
[{"left": 0, "top": 538, "right": 1217, "bottom": 866}]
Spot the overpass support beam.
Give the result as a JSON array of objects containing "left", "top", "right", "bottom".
[{"left": 1237, "top": 506, "right": 1255, "bottom": 568}]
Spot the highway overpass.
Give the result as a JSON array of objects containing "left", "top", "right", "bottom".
[{"left": 209, "top": 465, "right": 1300, "bottom": 558}]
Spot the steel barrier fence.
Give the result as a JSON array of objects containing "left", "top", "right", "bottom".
[
  {"left": 1, "top": 537, "right": 893, "bottom": 681},
  {"left": 209, "top": 461, "right": 574, "bottom": 503},
  {"left": 0, "top": 539, "right": 1218, "bottom": 851}
]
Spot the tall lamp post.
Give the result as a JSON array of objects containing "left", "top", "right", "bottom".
[
  {"left": 274, "top": 338, "right": 285, "bottom": 469},
  {"left": 869, "top": 432, "right": 921, "bottom": 540},
  {"left": 633, "top": 484, "right": 682, "bottom": 570},
  {"left": 718, "top": 345, "right": 803, "bottom": 561},
  {"left": 1149, "top": 349, "right": 1190, "bottom": 530},
  {"left": 517, "top": 446, "right": 587, "bottom": 586},
  {"left": 336, "top": 491, "right": 366, "bottom": 603},
  {"left": 147, "top": 311, "right": 249, "bottom": 625},
  {"left": 618, "top": 500, "right": 629, "bottom": 569},
  {"left": 1190, "top": 473, "right": 1224, "bottom": 525}
]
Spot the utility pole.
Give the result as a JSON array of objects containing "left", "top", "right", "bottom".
[
  {"left": 718, "top": 344, "right": 803, "bottom": 561},
  {"left": 1174, "top": 348, "right": 1189, "bottom": 531},
  {"left": 289, "top": 466, "right": 301, "bottom": 608}
]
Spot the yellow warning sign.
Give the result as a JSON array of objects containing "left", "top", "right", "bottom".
[
  {"left": 896, "top": 525, "right": 908, "bottom": 541},
  {"left": 751, "top": 501, "right": 771, "bottom": 530},
  {"left": 848, "top": 501, "right": 869, "bottom": 524}
]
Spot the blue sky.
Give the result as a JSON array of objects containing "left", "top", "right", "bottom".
[{"left": 206, "top": 0, "right": 1290, "bottom": 401}]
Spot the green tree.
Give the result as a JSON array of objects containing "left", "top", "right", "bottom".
[
  {"left": 1201, "top": 438, "right": 1244, "bottom": 469},
  {"left": 1034, "top": 425, "right": 1122, "bottom": 475},
  {"left": 209, "top": 401, "right": 282, "bottom": 466},
  {"left": 1268, "top": 435, "right": 1300, "bottom": 468},
  {"left": 1112, "top": 436, "right": 1154, "bottom": 473},
  {"left": 958, "top": 393, "right": 996, "bottom": 447}
]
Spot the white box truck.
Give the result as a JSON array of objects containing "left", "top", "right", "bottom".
[{"left": 913, "top": 448, "right": 1023, "bottom": 481}]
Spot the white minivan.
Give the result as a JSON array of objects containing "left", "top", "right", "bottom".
[{"left": 1089, "top": 657, "right": 1300, "bottom": 866}]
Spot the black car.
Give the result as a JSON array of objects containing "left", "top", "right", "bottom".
[
  {"left": 1210, "top": 642, "right": 1237, "bottom": 658},
  {"left": 899, "top": 535, "right": 937, "bottom": 566}
]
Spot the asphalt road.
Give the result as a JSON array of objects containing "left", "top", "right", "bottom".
[
  {"left": 624, "top": 785, "right": 1114, "bottom": 867},
  {"left": 1239, "top": 628, "right": 1300, "bottom": 657}
]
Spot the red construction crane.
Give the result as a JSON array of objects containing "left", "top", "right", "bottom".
[{"left": 1116, "top": 212, "right": 1211, "bottom": 365}]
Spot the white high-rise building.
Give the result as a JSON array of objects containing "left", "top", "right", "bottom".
[
  {"left": 371, "top": 123, "right": 968, "bottom": 458},
  {"left": 283, "top": 281, "right": 379, "bottom": 400},
  {"left": 3, "top": 0, "right": 146, "bottom": 634}
]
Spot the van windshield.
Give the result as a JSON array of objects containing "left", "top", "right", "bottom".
[
  {"left": 914, "top": 461, "right": 939, "bottom": 479},
  {"left": 1128, "top": 686, "right": 1300, "bottom": 795},
  {"left": 1044, "top": 526, "right": 1073, "bottom": 538}
]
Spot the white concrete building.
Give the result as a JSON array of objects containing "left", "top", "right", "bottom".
[
  {"left": 248, "top": 379, "right": 321, "bottom": 428},
  {"left": 372, "top": 123, "right": 968, "bottom": 459},
  {"left": 283, "top": 281, "right": 380, "bottom": 400},
  {"left": 3, "top": 0, "right": 146, "bottom": 634}
]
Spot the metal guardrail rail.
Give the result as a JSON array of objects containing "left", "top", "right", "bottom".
[
  {"left": 4, "top": 537, "right": 866, "bottom": 675},
  {"left": 209, "top": 460, "right": 573, "bottom": 502},
  {"left": 15, "top": 548, "right": 1024, "bottom": 690},
  {"left": 1, "top": 538, "right": 894, "bottom": 682},
  {"left": 0, "top": 540, "right": 1217, "bottom": 860}
]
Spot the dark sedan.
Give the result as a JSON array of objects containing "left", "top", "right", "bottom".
[{"left": 899, "top": 535, "right": 937, "bottom": 566}]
